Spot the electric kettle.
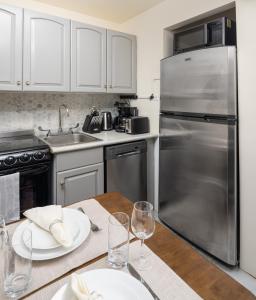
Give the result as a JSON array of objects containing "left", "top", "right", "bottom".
[{"left": 101, "top": 111, "right": 112, "bottom": 131}]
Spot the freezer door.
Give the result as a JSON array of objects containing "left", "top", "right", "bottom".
[
  {"left": 160, "top": 46, "right": 237, "bottom": 116},
  {"left": 159, "top": 115, "right": 237, "bottom": 265}
]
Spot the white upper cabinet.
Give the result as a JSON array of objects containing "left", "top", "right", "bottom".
[
  {"left": 71, "top": 21, "right": 106, "bottom": 92},
  {"left": 23, "top": 10, "right": 70, "bottom": 91},
  {"left": 0, "top": 5, "right": 22, "bottom": 91},
  {"left": 107, "top": 30, "right": 137, "bottom": 94},
  {"left": 0, "top": 5, "right": 137, "bottom": 93}
]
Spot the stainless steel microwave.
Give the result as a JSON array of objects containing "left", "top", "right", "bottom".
[{"left": 174, "top": 17, "right": 236, "bottom": 54}]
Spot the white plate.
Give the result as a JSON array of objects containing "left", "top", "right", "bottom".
[
  {"left": 51, "top": 269, "right": 154, "bottom": 300},
  {"left": 12, "top": 208, "right": 90, "bottom": 261},
  {"left": 23, "top": 218, "right": 80, "bottom": 250}
]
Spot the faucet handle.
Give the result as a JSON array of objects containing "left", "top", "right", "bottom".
[
  {"left": 68, "top": 123, "right": 79, "bottom": 134},
  {"left": 38, "top": 126, "right": 51, "bottom": 137}
]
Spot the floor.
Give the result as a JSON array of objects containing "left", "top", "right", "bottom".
[
  {"left": 156, "top": 216, "right": 256, "bottom": 296},
  {"left": 196, "top": 246, "right": 256, "bottom": 296}
]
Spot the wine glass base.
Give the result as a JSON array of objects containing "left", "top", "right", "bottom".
[{"left": 131, "top": 253, "right": 152, "bottom": 271}]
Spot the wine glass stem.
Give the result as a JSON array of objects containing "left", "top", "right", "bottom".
[{"left": 140, "top": 239, "right": 145, "bottom": 259}]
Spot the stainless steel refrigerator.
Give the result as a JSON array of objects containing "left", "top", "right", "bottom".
[{"left": 159, "top": 46, "right": 238, "bottom": 265}]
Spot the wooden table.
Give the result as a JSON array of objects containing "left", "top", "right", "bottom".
[{"left": 96, "top": 192, "right": 255, "bottom": 300}]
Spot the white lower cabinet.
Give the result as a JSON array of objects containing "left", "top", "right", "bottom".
[
  {"left": 57, "top": 163, "right": 104, "bottom": 206},
  {"left": 54, "top": 148, "right": 104, "bottom": 205}
]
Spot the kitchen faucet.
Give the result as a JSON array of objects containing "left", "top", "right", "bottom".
[{"left": 58, "top": 104, "right": 70, "bottom": 133}]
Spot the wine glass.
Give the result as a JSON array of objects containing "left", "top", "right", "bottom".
[
  {"left": 0, "top": 215, "right": 8, "bottom": 248},
  {"left": 131, "top": 201, "right": 155, "bottom": 270},
  {"left": 3, "top": 228, "right": 32, "bottom": 298}
]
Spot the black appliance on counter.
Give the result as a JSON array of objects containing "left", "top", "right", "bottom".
[
  {"left": 0, "top": 130, "right": 52, "bottom": 219},
  {"left": 83, "top": 107, "right": 102, "bottom": 134},
  {"left": 125, "top": 116, "right": 149, "bottom": 135},
  {"left": 174, "top": 17, "right": 236, "bottom": 54},
  {"left": 114, "top": 103, "right": 138, "bottom": 133}
]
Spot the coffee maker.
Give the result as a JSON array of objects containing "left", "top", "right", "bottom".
[{"left": 114, "top": 103, "right": 138, "bottom": 132}]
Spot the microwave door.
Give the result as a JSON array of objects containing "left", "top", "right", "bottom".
[
  {"left": 160, "top": 46, "right": 237, "bottom": 116},
  {"left": 174, "top": 24, "right": 207, "bottom": 53}
]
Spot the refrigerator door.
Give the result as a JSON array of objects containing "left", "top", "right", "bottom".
[
  {"left": 159, "top": 115, "right": 237, "bottom": 265},
  {"left": 160, "top": 46, "right": 237, "bottom": 116}
]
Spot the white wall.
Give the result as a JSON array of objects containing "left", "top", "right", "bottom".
[
  {"left": 1, "top": 0, "right": 119, "bottom": 29},
  {"left": 236, "top": 0, "right": 256, "bottom": 278}
]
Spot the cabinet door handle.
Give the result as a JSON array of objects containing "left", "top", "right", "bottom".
[
  {"left": 60, "top": 180, "right": 65, "bottom": 188},
  {"left": 109, "top": 85, "right": 112, "bottom": 88},
  {"left": 25, "top": 81, "right": 30, "bottom": 85},
  {"left": 17, "top": 81, "right": 21, "bottom": 86}
]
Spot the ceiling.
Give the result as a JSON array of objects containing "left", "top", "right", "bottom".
[{"left": 34, "top": 0, "right": 165, "bottom": 23}]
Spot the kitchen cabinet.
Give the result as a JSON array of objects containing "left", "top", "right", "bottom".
[
  {"left": 53, "top": 148, "right": 104, "bottom": 205},
  {"left": 23, "top": 10, "right": 70, "bottom": 92},
  {"left": 71, "top": 21, "right": 106, "bottom": 92},
  {"left": 57, "top": 163, "right": 104, "bottom": 206},
  {"left": 107, "top": 30, "right": 137, "bottom": 94},
  {"left": 0, "top": 5, "right": 22, "bottom": 91},
  {"left": 71, "top": 24, "right": 137, "bottom": 94},
  {"left": 0, "top": 5, "right": 137, "bottom": 93}
]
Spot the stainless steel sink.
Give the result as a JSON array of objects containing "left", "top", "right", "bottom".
[{"left": 43, "top": 133, "right": 100, "bottom": 147}]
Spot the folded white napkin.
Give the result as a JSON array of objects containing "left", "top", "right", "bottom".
[
  {"left": 23, "top": 205, "right": 73, "bottom": 248},
  {"left": 71, "top": 273, "right": 103, "bottom": 300}
]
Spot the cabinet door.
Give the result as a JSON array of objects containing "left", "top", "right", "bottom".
[
  {"left": 0, "top": 5, "right": 22, "bottom": 91},
  {"left": 56, "top": 163, "right": 104, "bottom": 206},
  {"left": 71, "top": 21, "right": 106, "bottom": 92},
  {"left": 23, "top": 10, "right": 70, "bottom": 91},
  {"left": 107, "top": 30, "right": 137, "bottom": 94}
]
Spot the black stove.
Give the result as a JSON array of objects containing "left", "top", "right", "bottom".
[
  {"left": 0, "top": 130, "right": 52, "bottom": 222},
  {"left": 0, "top": 130, "right": 50, "bottom": 170}
]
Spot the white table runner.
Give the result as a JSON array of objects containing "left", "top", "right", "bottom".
[
  {"left": 25, "top": 240, "right": 202, "bottom": 300},
  {"left": 0, "top": 199, "right": 115, "bottom": 299}
]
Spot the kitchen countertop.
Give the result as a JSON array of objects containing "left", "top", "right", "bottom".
[{"left": 40, "top": 130, "right": 158, "bottom": 154}]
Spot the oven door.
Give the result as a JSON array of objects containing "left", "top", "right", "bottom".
[{"left": 0, "top": 163, "right": 51, "bottom": 217}]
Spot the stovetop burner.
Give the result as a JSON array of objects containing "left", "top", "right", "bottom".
[
  {"left": 0, "top": 130, "right": 47, "bottom": 154},
  {"left": 0, "top": 130, "right": 50, "bottom": 170}
]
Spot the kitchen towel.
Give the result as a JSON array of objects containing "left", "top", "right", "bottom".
[
  {"left": 25, "top": 241, "right": 202, "bottom": 300},
  {"left": 0, "top": 172, "right": 20, "bottom": 223},
  {"left": 0, "top": 199, "right": 133, "bottom": 299}
]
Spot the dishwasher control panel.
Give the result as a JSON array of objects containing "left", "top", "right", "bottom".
[{"left": 104, "top": 140, "right": 147, "bottom": 160}]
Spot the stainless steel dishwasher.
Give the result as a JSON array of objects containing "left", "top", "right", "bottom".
[{"left": 104, "top": 140, "right": 147, "bottom": 203}]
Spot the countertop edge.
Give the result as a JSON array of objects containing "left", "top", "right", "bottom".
[{"left": 39, "top": 132, "right": 159, "bottom": 154}]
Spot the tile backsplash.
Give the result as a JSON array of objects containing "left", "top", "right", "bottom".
[{"left": 0, "top": 93, "right": 119, "bottom": 134}]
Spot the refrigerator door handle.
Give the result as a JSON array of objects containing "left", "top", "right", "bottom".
[{"left": 204, "top": 23, "right": 208, "bottom": 45}]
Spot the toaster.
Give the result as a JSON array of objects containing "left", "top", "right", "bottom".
[{"left": 125, "top": 116, "right": 149, "bottom": 134}]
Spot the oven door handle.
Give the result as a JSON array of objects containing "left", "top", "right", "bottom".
[
  {"left": 0, "top": 164, "right": 50, "bottom": 177},
  {"left": 20, "top": 165, "right": 50, "bottom": 176}
]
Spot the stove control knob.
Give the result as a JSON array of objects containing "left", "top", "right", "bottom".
[
  {"left": 4, "top": 156, "right": 16, "bottom": 166},
  {"left": 34, "top": 151, "right": 45, "bottom": 160},
  {"left": 20, "top": 153, "right": 31, "bottom": 163}
]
